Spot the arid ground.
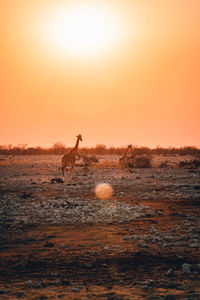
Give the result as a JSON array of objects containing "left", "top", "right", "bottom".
[{"left": 0, "top": 155, "right": 200, "bottom": 299}]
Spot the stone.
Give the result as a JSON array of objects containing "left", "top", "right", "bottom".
[
  {"left": 53, "top": 279, "right": 61, "bottom": 286},
  {"left": 103, "top": 246, "right": 109, "bottom": 250},
  {"left": 85, "top": 263, "right": 92, "bottom": 268},
  {"left": 35, "top": 280, "right": 43, "bottom": 289},
  {"left": 16, "top": 291, "right": 25, "bottom": 298},
  {"left": 182, "top": 263, "right": 191, "bottom": 274},
  {"left": 167, "top": 269, "right": 174, "bottom": 277},
  {"left": 141, "top": 284, "right": 149, "bottom": 291},
  {"left": 145, "top": 279, "right": 156, "bottom": 286},
  {"left": 123, "top": 235, "right": 130, "bottom": 240},
  {"left": 72, "top": 286, "right": 80, "bottom": 293},
  {"left": 25, "top": 280, "right": 33, "bottom": 288}
]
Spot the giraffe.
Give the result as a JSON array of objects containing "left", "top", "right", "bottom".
[
  {"left": 118, "top": 144, "right": 132, "bottom": 178},
  {"left": 61, "top": 134, "right": 82, "bottom": 182}
]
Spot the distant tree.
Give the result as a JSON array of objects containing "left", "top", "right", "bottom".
[
  {"left": 17, "top": 144, "right": 28, "bottom": 149},
  {"left": 6, "top": 144, "right": 13, "bottom": 150},
  {"left": 51, "top": 142, "right": 66, "bottom": 155},
  {"left": 0, "top": 143, "right": 199, "bottom": 156},
  {"left": 95, "top": 144, "right": 107, "bottom": 155}
]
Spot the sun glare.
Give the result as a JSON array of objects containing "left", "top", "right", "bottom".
[{"left": 40, "top": 3, "right": 124, "bottom": 58}]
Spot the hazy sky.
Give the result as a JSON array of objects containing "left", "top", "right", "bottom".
[{"left": 0, "top": 0, "right": 199, "bottom": 148}]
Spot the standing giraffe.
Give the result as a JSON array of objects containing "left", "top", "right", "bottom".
[
  {"left": 61, "top": 135, "right": 82, "bottom": 182},
  {"left": 118, "top": 144, "right": 132, "bottom": 178}
]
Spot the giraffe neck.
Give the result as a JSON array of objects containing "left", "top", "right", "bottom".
[
  {"left": 122, "top": 147, "right": 130, "bottom": 159},
  {"left": 71, "top": 137, "right": 80, "bottom": 154}
]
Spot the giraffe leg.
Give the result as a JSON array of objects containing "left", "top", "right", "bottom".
[
  {"left": 71, "top": 166, "right": 77, "bottom": 178},
  {"left": 123, "top": 167, "right": 126, "bottom": 178},
  {"left": 124, "top": 166, "right": 128, "bottom": 178},
  {"left": 62, "top": 167, "right": 66, "bottom": 182},
  {"left": 118, "top": 166, "right": 122, "bottom": 179},
  {"left": 120, "top": 166, "right": 124, "bottom": 179},
  {"left": 67, "top": 165, "right": 74, "bottom": 181},
  {"left": 116, "top": 166, "right": 120, "bottom": 178},
  {"left": 119, "top": 168, "right": 122, "bottom": 179}
]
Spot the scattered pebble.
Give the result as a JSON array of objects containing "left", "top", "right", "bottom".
[
  {"left": 25, "top": 280, "right": 33, "bottom": 288},
  {"left": 182, "top": 263, "right": 191, "bottom": 274}
]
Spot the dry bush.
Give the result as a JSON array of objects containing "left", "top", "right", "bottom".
[
  {"left": 0, "top": 144, "right": 200, "bottom": 156},
  {"left": 128, "top": 155, "right": 152, "bottom": 168},
  {"left": 81, "top": 155, "right": 99, "bottom": 167},
  {"left": 179, "top": 158, "right": 200, "bottom": 169},
  {"left": 159, "top": 160, "right": 170, "bottom": 168}
]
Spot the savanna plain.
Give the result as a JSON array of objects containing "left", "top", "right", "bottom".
[{"left": 0, "top": 153, "right": 200, "bottom": 299}]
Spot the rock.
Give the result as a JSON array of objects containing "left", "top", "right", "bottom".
[
  {"left": 162, "top": 279, "right": 169, "bottom": 285},
  {"left": 182, "top": 263, "right": 191, "bottom": 274},
  {"left": 103, "top": 246, "right": 109, "bottom": 250},
  {"left": 39, "top": 296, "right": 48, "bottom": 300},
  {"left": 137, "top": 241, "right": 147, "bottom": 248},
  {"left": 190, "top": 243, "right": 200, "bottom": 248},
  {"left": 72, "top": 286, "right": 80, "bottom": 293},
  {"left": 59, "top": 279, "right": 69, "bottom": 286},
  {"left": 145, "top": 279, "right": 156, "bottom": 286},
  {"left": 25, "top": 280, "right": 33, "bottom": 288},
  {"left": 53, "top": 279, "right": 61, "bottom": 286},
  {"left": 167, "top": 269, "right": 174, "bottom": 277},
  {"left": 43, "top": 242, "right": 54, "bottom": 248},
  {"left": 35, "top": 280, "right": 43, "bottom": 289},
  {"left": 51, "top": 178, "right": 64, "bottom": 184},
  {"left": 181, "top": 284, "right": 190, "bottom": 290},
  {"left": 85, "top": 263, "right": 92, "bottom": 268},
  {"left": 21, "top": 192, "right": 32, "bottom": 199},
  {"left": 16, "top": 291, "right": 25, "bottom": 298},
  {"left": 50, "top": 273, "right": 58, "bottom": 277},
  {"left": 102, "top": 263, "right": 108, "bottom": 268},
  {"left": 141, "top": 284, "right": 149, "bottom": 291}
]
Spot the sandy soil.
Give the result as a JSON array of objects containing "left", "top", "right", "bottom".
[{"left": 0, "top": 155, "right": 200, "bottom": 299}]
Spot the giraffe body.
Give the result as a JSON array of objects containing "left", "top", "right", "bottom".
[
  {"left": 61, "top": 135, "right": 82, "bottom": 182},
  {"left": 119, "top": 145, "right": 132, "bottom": 178}
]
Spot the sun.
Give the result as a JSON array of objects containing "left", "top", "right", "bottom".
[{"left": 40, "top": 3, "right": 124, "bottom": 58}]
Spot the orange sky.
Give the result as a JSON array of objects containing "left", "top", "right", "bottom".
[{"left": 0, "top": 0, "right": 199, "bottom": 148}]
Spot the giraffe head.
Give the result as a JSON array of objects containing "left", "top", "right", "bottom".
[{"left": 77, "top": 134, "right": 83, "bottom": 141}]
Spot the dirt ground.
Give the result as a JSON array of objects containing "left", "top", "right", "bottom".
[{"left": 0, "top": 155, "right": 200, "bottom": 299}]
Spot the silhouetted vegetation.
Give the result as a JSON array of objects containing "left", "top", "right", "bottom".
[
  {"left": 134, "top": 155, "right": 152, "bottom": 168},
  {"left": 128, "top": 154, "right": 152, "bottom": 168},
  {"left": 81, "top": 155, "right": 99, "bottom": 166},
  {"left": 179, "top": 158, "right": 200, "bottom": 169},
  {"left": 158, "top": 160, "right": 170, "bottom": 168},
  {"left": 0, "top": 144, "right": 199, "bottom": 156},
  {"left": 77, "top": 154, "right": 99, "bottom": 172}
]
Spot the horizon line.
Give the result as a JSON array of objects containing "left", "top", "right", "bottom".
[{"left": 1, "top": 143, "right": 200, "bottom": 150}]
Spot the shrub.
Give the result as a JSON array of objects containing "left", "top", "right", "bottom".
[
  {"left": 179, "top": 159, "right": 200, "bottom": 169},
  {"left": 159, "top": 160, "right": 169, "bottom": 168},
  {"left": 81, "top": 155, "right": 99, "bottom": 167},
  {"left": 128, "top": 155, "right": 152, "bottom": 168}
]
